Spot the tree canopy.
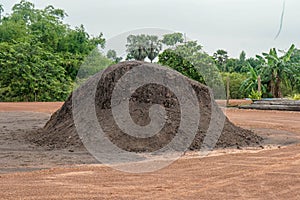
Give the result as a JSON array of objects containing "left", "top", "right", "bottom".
[
  {"left": 256, "top": 44, "right": 299, "bottom": 98},
  {"left": 125, "top": 34, "right": 162, "bottom": 62},
  {"left": 161, "top": 32, "right": 184, "bottom": 47},
  {"left": 0, "top": 0, "right": 106, "bottom": 101},
  {"left": 1, "top": 1, "right": 299, "bottom": 101}
]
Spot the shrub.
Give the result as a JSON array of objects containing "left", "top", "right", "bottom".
[{"left": 221, "top": 72, "right": 248, "bottom": 99}]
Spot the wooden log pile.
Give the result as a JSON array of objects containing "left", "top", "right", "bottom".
[{"left": 239, "top": 99, "right": 300, "bottom": 111}]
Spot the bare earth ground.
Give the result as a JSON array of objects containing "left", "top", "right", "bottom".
[{"left": 0, "top": 101, "right": 300, "bottom": 199}]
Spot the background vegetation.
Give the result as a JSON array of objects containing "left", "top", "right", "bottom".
[
  {"left": 0, "top": 1, "right": 106, "bottom": 101},
  {"left": 0, "top": 1, "right": 299, "bottom": 102}
]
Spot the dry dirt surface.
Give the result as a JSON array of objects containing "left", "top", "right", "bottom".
[
  {"left": 0, "top": 103, "right": 300, "bottom": 199},
  {"left": 0, "top": 102, "right": 63, "bottom": 114}
]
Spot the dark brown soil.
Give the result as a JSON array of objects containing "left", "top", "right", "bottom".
[{"left": 26, "top": 61, "right": 262, "bottom": 152}]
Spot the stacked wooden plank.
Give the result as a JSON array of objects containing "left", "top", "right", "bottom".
[{"left": 239, "top": 99, "right": 300, "bottom": 111}]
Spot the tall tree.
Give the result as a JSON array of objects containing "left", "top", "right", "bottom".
[
  {"left": 239, "top": 50, "right": 246, "bottom": 62},
  {"left": 257, "top": 44, "right": 297, "bottom": 98},
  {"left": 125, "top": 34, "right": 162, "bottom": 62},
  {"left": 147, "top": 35, "right": 162, "bottom": 63},
  {"left": 158, "top": 49, "right": 205, "bottom": 83},
  {"left": 240, "top": 64, "right": 267, "bottom": 96},
  {"left": 235, "top": 51, "right": 249, "bottom": 72},
  {"left": 126, "top": 34, "right": 149, "bottom": 61},
  {"left": 290, "top": 49, "right": 300, "bottom": 93},
  {"left": 213, "top": 49, "right": 229, "bottom": 71},
  {"left": 0, "top": 1, "right": 106, "bottom": 101},
  {"left": 161, "top": 32, "right": 184, "bottom": 47},
  {"left": 0, "top": 42, "right": 72, "bottom": 101},
  {"left": 159, "top": 41, "right": 224, "bottom": 98}
]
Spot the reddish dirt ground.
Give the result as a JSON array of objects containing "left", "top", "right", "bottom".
[
  {"left": 216, "top": 99, "right": 253, "bottom": 107},
  {"left": 0, "top": 102, "right": 63, "bottom": 114},
  {"left": 0, "top": 99, "right": 251, "bottom": 114},
  {"left": 225, "top": 109, "right": 300, "bottom": 134},
  {"left": 0, "top": 102, "right": 299, "bottom": 199}
]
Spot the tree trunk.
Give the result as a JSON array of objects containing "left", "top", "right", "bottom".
[
  {"left": 274, "top": 76, "right": 282, "bottom": 98},
  {"left": 270, "top": 72, "right": 276, "bottom": 97}
]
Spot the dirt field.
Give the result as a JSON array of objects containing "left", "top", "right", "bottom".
[
  {"left": 0, "top": 102, "right": 299, "bottom": 199},
  {"left": 0, "top": 102, "right": 63, "bottom": 113}
]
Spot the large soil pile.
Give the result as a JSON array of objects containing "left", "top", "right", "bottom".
[{"left": 27, "top": 61, "right": 263, "bottom": 152}]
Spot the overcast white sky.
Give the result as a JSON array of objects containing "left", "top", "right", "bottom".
[{"left": 1, "top": 0, "right": 300, "bottom": 57}]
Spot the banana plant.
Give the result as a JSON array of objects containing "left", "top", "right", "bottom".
[
  {"left": 240, "top": 63, "right": 267, "bottom": 95},
  {"left": 257, "top": 44, "right": 296, "bottom": 98}
]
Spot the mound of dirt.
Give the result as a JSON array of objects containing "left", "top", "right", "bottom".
[{"left": 27, "top": 61, "right": 263, "bottom": 152}]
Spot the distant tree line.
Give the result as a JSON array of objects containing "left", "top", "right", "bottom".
[
  {"left": 0, "top": 1, "right": 107, "bottom": 101},
  {"left": 124, "top": 33, "right": 300, "bottom": 99},
  {"left": 1, "top": 1, "right": 299, "bottom": 101}
]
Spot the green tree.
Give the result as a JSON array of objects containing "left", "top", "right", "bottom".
[
  {"left": 126, "top": 34, "right": 149, "bottom": 61},
  {"left": 77, "top": 49, "right": 113, "bottom": 80},
  {"left": 161, "top": 32, "right": 184, "bottom": 47},
  {"left": 147, "top": 35, "right": 162, "bottom": 63},
  {"left": 0, "top": 17, "right": 27, "bottom": 42},
  {"left": 0, "top": 42, "right": 72, "bottom": 101},
  {"left": 158, "top": 49, "right": 205, "bottom": 83},
  {"left": 126, "top": 34, "right": 162, "bottom": 62},
  {"left": 224, "top": 58, "right": 237, "bottom": 73},
  {"left": 213, "top": 49, "right": 228, "bottom": 71},
  {"left": 289, "top": 48, "right": 300, "bottom": 93},
  {"left": 159, "top": 41, "right": 225, "bottom": 98},
  {"left": 221, "top": 72, "right": 248, "bottom": 99},
  {"left": 235, "top": 51, "right": 249, "bottom": 72},
  {"left": 107, "top": 49, "right": 122, "bottom": 63},
  {"left": 239, "top": 64, "right": 267, "bottom": 96},
  {"left": 159, "top": 41, "right": 205, "bottom": 83},
  {"left": 247, "top": 57, "right": 263, "bottom": 70},
  {"left": 257, "top": 44, "right": 297, "bottom": 98},
  {"left": 239, "top": 50, "right": 246, "bottom": 62},
  {"left": 0, "top": 1, "right": 106, "bottom": 101}
]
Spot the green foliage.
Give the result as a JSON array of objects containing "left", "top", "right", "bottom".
[
  {"left": 235, "top": 51, "right": 250, "bottom": 73},
  {"left": 159, "top": 40, "right": 225, "bottom": 99},
  {"left": 289, "top": 49, "right": 300, "bottom": 93},
  {"left": 248, "top": 89, "right": 262, "bottom": 100},
  {"left": 77, "top": 49, "right": 113, "bottom": 79},
  {"left": 158, "top": 41, "right": 209, "bottom": 84},
  {"left": 213, "top": 49, "right": 228, "bottom": 71},
  {"left": 240, "top": 65, "right": 267, "bottom": 96},
  {"left": 212, "top": 50, "right": 266, "bottom": 74},
  {"left": 0, "top": 1, "right": 106, "bottom": 102},
  {"left": 73, "top": 49, "right": 113, "bottom": 89},
  {"left": 212, "top": 45, "right": 300, "bottom": 99},
  {"left": 247, "top": 57, "right": 264, "bottom": 70},
  {"left": 221, "top": 72, "right": 248, "bottom": 99},
  {"left": 126, "top": 34, "right": 162, "bottom": 62},
  {"left": 257, "top": 44, "right": 298, "bottom": 98},
  {"left": 0, "top": 41, "right": 72, "bottom": 101},
  {"left": 106, "top": 49, "right": 122, "bottom": 63},
  {"left": 161, "top": 32, "right": 184, "bottom": 47},
  {"left": 158, "top": 49, "right": 205, "bottom": 84},
  {"left": 292, "top": 94, "right": 300, "bottom": 100},
  {"left": 1, "top": 1, "right": 299, "bottom": 102}
]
